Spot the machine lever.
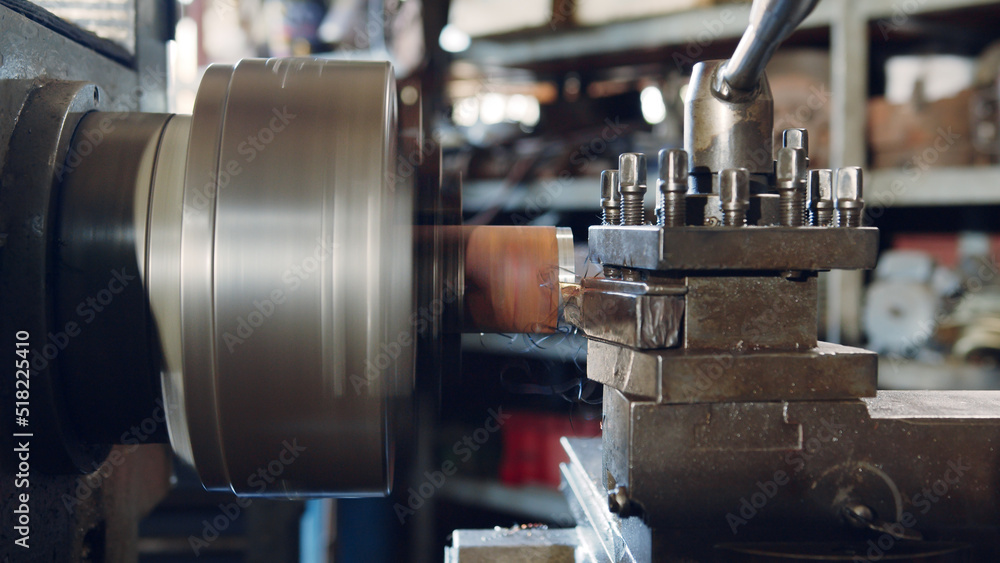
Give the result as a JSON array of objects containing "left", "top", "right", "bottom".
[{"left": 716, "top": 0, "right": 820, "bottom": 97}]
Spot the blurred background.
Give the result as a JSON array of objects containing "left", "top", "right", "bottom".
[{"left": 28, "top": 0, "right": 1000, "bottom": 560}]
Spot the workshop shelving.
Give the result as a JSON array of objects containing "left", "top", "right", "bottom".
[{"left": 455, "top": 0, "right": 1000, "bottom": 345}]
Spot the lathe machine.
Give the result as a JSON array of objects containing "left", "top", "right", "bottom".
[{"left": 2, "top": 0, "right": 999, "bottom": 561}]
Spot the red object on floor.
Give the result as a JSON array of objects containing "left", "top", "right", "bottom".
[{"left": 499, "top": 411, "right": 601, "bottom": 489}]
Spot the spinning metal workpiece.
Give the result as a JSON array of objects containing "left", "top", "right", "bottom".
[{"left": 1, "top": 59, "right": 573, "bottom": 496}]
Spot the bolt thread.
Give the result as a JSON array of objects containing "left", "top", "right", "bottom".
[
  {"left": 779, "top": 187, "right": 806, "bottom": 227},
  {"left": 621, "top": 197, "right": 644, "bottom": 225},
  {"left": 603, "top": 207, "right": 622, "bottom": 226},
  {"left": 660, "top": 192, "right": 686, "bottom": 227},
  {"left": 723, "top": 209, "right": 747, "bottom": 227},
  {"left": 838, "top": 208, "right": 862, "bottom": 228},
  {"left": 815, "top": 209, "right": 834, "bottom": 227}
]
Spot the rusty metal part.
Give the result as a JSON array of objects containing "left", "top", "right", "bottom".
[
  {"left": 600, "top": 169, "right": 622, "bottom": 226},
  {"left": 776, "top": 147, "right": 807, "bottom": 227},
  {"left": 588, "top": 340, "right": 875, "bottom": 404},
  {"left": 571, "top": 280, "right": 685, "bottom": 350},
  {"left": 601, "top": 389, "right": 1000, "bottom": 556},
  {"left": 684, "top": 275, "right": 817, "bottom": 350},
  {"left": 588, "top": 226, "right": 879, "bottom": 271},
  {"left": 808, "top": 169, "right": 835, "bottom": 227},
  {"left": 656, "top": 149, "right": 688, "bottom": 228},
  {"left": 836, "top": 166, "right": 864, "bottom": 228},
  {"left": 687, "top": 192, "right": 783, "bottom": 227},
  {"left": 719, "top": 168, "right": 750, "bottom": 227},
  {"left": 561, "top": 436, "right": 982, "bottom": 562},
  {"left": 461, "top": 225, "right": 573, "bottom": 334},
  {"left": 685, "top": 60, "right": 774, "bottom": 188},
  {"left": 618, "top": 153, "right": 647, "bottom": 225}
]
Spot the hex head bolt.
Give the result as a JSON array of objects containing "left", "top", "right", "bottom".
[
  {"left": 782, "top": 128, "right": 809, "bottom": 168},
  {"left": 808, "top": 169, "right": 835, "bottom": 227},
  {"left": 836, "top": 166, "right": 865, "bottom": 227},
  {"left": 618, "top": 153, "right": 647, "bottom": 225},
  {"left": 657, "top": 149, "right": 688, "bottom": 227},
  {"left": 720, "top": 168, "right": 750, "bottom": 227},
  {"left": 600, "top": 169, "right": 622, "bottom": 226},
  {"left": 776, "top": 147, "right": 808, "bottom": 227}
]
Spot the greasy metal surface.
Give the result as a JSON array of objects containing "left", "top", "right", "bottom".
[
  {"left": 562, "top": 278, "right": 687, "bottom": 350},
  {"left": 684, "top": 275, "right": 816, "bottom": 350},
  {"left": 686, "top": 192, "right": 782, "bottom": 227},
  {"left": 602, "top": 388, "right": 1000, "bottom": 559},
  {"left": 864, "top": 390, "right": 1000, "bottom": 419},
  {"left": 582, "top": 291, "right": 684, "bottom": 350},
  {"left": 685, "top": 60, "right": 774, "bottom": 177},
  {"left": 581, "top": 278, "right": 687, "bottom": 296},
  {"left": 587, "top": 340, "right": 877, "bottom": 403},
  {"left": 589, "top": 225, "right": 879, "bottom": 271}
]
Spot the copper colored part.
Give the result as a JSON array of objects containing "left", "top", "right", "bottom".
[{"left": 460, "top": 225, "right": 565, "bottom": 334}]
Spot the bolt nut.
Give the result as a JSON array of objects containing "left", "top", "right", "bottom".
[
  {"left": 776, "top": 147, "right": 807, "bottom": 186},
  {"left": 782, "top": 128, "right": 809, "bottom": 153},
  {"left": 720, "top": 168, "right": 750, "bottom": 211},
  {"left": 618, "top": 153, "right": 647, "bottom": 195},
  {"left": 658, "top": 149, "right": 687, "bottom": 192},
  {"left": 835, "top": 166, "right": 864, "bottom": 209},
  {"left": 601, "top": 169, "right": 622, "bottom": 205},
  {"left": 809, "top": 169, "right": 834, "bottom": 207}
]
